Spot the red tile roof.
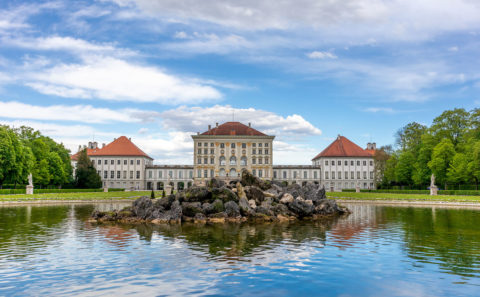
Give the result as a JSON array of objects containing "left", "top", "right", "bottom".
[
  {"left": 89, "top": 136, "right": 152, "bottom": 159},
  {"left": 312, "top": 136, "right": 372, "bottom": 160},
  {"left": 70, "top": 148, "right": 95, "bottom": 161},
  {"left": 201, "top": 122, "right": 267, "bottom": 136},
  {"left": 365, "top": 149, "right": 376, "bottom": 156}
]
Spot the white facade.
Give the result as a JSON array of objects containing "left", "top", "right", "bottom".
[
  {"left": 313, "top": 157, "right": 375, "bottom": 191},
  {"left": 272, "top": 165, "right": 322, "bottom": 186},
  {"left": 145, "top": 165, "right": 194, "bottom": 190}
]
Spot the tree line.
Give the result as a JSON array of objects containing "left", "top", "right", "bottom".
[
  {"left": 374, "top": 108, "right": 480, "bottom": 190},
  {"left": 0, "top": 125, "right": 101, "bottom": 189}
]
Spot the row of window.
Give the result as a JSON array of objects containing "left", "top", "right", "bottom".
[
  {"left": 100, "top": 170, "right": 141, "bottom": 180},
  {"left": 273, "top": 171, "right": 319, "bottom": 179},
  {"left": 196, "top": 148, "right": 269, "bottom": 155},
  {"left": 198, "top": 142, "right": 269, "bottom": 148},
  {"left": 196, "top": 156, "right": 269, "bottom": 165},
  {"left": 325, "top": 171, "right": 374, "bottom": 180},
  {"left": 325, "top": 160, "right": 373, "bottom": 167},
  {"left": 328, "top": 182, "right": 374, "bottom": 189},
  {"left": 196, "top": 168, "right": 270, "bottom": 178},
  {"left": 96, "top": 159, "right": 142, "bottom": 166},
  {"left": 147, "top": 170, "right": 194, "bottom": 179}
]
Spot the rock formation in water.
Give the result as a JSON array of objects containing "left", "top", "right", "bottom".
[{"left": 91, "top": 170, "right": 349, "bottom": 224}]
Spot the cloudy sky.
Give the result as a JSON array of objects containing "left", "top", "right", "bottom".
[{"left": 0, "top": 0, "right": 479, "bottom": 164}]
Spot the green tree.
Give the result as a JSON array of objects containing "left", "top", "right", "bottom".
[
  {"left": 468, "top": 141, "right": 480, "bottom": 190},
  {"left": 0, "top": 126, "right": 16, "bottom": 188},
  {"left": 412, "top": 134, "right": 435, "bottom": 186},
  {"left": 428, "top": 138, "right": 455, "bottom": 189},
  {"left": 373, "top": 145, "right": 392, "bottom": 187},
  {"left": 75, "top": 149, "right": 102, "bottom": 189},
  {"left": 47, "top": 151, "right": 67, "bottom": 186},
  {"left": 395, "top": 122, "right": 427, "bottom": 152},
  {"left": 395, "top": 151, "right": 415, "bottom": 186},
  {"left": 383, "top": 153, "right": 398, "bottom": 186},
  {"left": 430, "top": 108, "right": 470, "bottom": 146},
  {"left": 447, "top": 153, "right": 470, "bottom": 185}
]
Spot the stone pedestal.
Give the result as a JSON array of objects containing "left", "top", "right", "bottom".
[
  {"left": 103, "top": 187, "right": 108, "bottom": 192},
  {"left": 355, "top": 186, "right": 360, "bottom": 193},
  {"left": 26, "top": 185, "right": 34, "bottom": 195},
  {"left": 165, "top": 185, "right": 173, "bottom": 196},
  {"left": 430, "top": 186, "right": 438, "bottom": 196}
]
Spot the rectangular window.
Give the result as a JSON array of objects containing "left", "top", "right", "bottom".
[
  {"left": 242, "top": 143, "right": 246, "bottom": 148},
  {"left": 337, "top": 160, "right": 341, "bottom": 166},
  {"left": 104, "top": 171, "right": 107, "bottom": 178},
  {"left": 265, "top": 143, "right": 268, "bottom": 147},
  {"left": 259, "top": 170, "right": 263, "bottom": 177},
  {"left": 104, "top": 160, "right": 108, "bottom": 165},
  {"left": 220, "top": 143, "right": 225, "bottom": 148},
  {"left": 314, "top": 171, "right": 318, "bottom": 179},
  {"left": 110, "top": 171, "right": 114, "bottom": 179},
  {"left": 345, "top": 172, "right": 348, "bottom": 179},
  {"left": 252, "top": 143, "right": 256, "bottom": 147},
  {"left": 325, "top": 160, "right": 329, "bottom": 166},
  {"left": 370, "top": 160, "right": 373, "bottom": 166},
  {"left": 363, "top": 171, "right": 367, "bottom": 179},
  {"left": 117, "top": 160, "right": 120, "bottom": 165},
  {"left": 197, "top": 169, "right": 201, "bottom": 178},
  {"left": 252, "top": 169, "right": 256, "bottom": 177},
  {"left": 210, "top": 170, "right": 214, "bottom": 178},
  {"left": 338, "top": 171, "right": 342, "bottom": 179},
  {"left": 252, "top": 158, "right": 256, "bottom": 164},
  {"left": 283, "top": 171, "right": 287, "bottom": 179},
  {"left": 130, "top": 171, "right": 133, "bottom": 179},
  {"left": 259, "top": 158, "right": 263, "bottom": 164},
  {"left": 357, "top": 171, "right": 360, "bottom": 179},
  {"left": 111, "top": 160, "right": 114, "bottom": 165},
  {"left": 351, "top": 171, "right": 354, "bottom": 179},
  {"left": 198, "top": 142, "right": 202, "bottom": 147},
  {"left": 189, "top": 171, "right": 193, "bottom": 178},
  {"left": 137, "top": 160, "right": 140, "bottom": 165},
  {"left": 148, "top": 171, "right": 152, "bottom": 178},
  {"left": 253, "top": 149, "right": 256, "bottom": 154},
  {"left": 210, "top": 149, "right": 214, "bottom": 154},
  {"left": 124, "top": 160, "right": 127, "bottom": 165},
  {"left": 117, "top": 171, "right": 121, "bottom": 179},
  {"left": 344, "top": 160, "right": 348, "bottom": 166},
  {"left": 197, "top": 158, "right": 201, "bottom": 164},
  {"left": 159, "top": 171, "right": 163, "bottom": 178},
  {"left": 197, "top": 149, "right": 201, "bottom": 154},
  {"left": 259, "top": 143, "right": 262, "bottom": 147},
  {"left": 123, "top": 171, "right": 126, "bottom": 179},
  {"left": 136, "top": 171, "right": 140, "bottom": 179},
  {"left": 258, "top": 149, "right": 262, "bottom": 155},
  {"left": 204, "top": 170, "right": 208, "bottom": 178},
  {"left": 231, "top": 143, "right": 236, "bottom": 148},
  {"left": 351, "top": 161, "right": 354, "bottom": 166},
  {"left": 325, "top": 171, "right": 329, "bottom": 179},
  {"left": 265, "top": 149, "right": 268, "bottom": 154},
  {"left": 357, "top": 161, "right": 360, "bottom": 166},
  {"left": 363, "top": 161, "right": 367, "bottom": 166},
  {"left": 332, "top": 171, "right": 335, "bottom": 179},
  {"left": 130, "top": 160, "right": 133, "bottom": 165},
  {"left": 204, "top": 157, "right": 208, "bottom": 164},
  {"left": 211, "top": 143, "right": 214, "bottom": 147},
  {"left": 169, "top": 171, "right": 173, "bottom": 178},
  {"left": 204, "top": 148, "right": 208, "bottom": 154},
  {"left": 204, "top": 142, "right": 207, "bottom": 147},
  {"left": 265, "top": 157, "right": 269, "bottom": 164},
  {"left": 304, "top": 171, "right": 307, "bottom": 179},
  {"left": 210, "top": 157, "right": 214, "bottom": 164},
  {"left": 98, "top": 160, "right": 101, "bottom": 165},
  {"left": 370, "top": 171, "right": 374, "bottom": 179},
  {"left": 273, "top": 171, "right": 277, "bottom": 179},
  {"left": 179, "top": 171, "right": 183, "bottom": 178}
]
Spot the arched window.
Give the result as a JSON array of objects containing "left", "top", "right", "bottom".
[
  {"left": 219, "top": 156, "right": 226, "bottom": 166},
  {"left": 219, "top": 168, "right": 226, "bottom": 177},
  {"left": 229, "top": 168, "right": 237, "bottom": 177},
  {"left": 240, "top": 156, "right": 247, "bottom": 166},
  {"left": 230, "top": 156, "right": 236, "bottom": 165}
]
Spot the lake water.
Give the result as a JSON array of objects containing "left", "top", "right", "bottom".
[{"left": 1, "top": 202, "right": 479, "bottom": 297}]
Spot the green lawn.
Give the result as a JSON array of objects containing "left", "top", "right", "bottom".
[
  {"left": 0, "top": 191, "right": 164, "bottom": 202},
  {"left": 327, "top": 191, "right": 480, "bottom": 202}
]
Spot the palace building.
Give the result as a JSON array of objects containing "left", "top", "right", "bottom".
[{"left": 71, "top": 122, "right": 377, "bottom": 191}]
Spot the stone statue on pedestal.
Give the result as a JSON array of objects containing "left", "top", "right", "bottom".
[
  {"left": 26, "top": 173, "right": 34, "bottom": 195},
  {"left": 430, "top": 174, "right": 438, "bottom": 196},
  {"left": 355, "top": 181, "right": 360, "bottom": 193}
]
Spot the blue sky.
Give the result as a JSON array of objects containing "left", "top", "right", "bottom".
[{"left": 0, "top": 0, "right": 479, "bottom": 164}]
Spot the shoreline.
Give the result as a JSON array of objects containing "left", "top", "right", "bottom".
[
  {"left": 337, "top": 199, "right": 480, "bottom": 208},
  {"left": 0, "top": 199, "right": 135, "bottom": 206}
]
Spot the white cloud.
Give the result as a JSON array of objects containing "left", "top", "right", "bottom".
[
  {"left": 173, "top": 31, "right": 188, "bottom": 39},
  {"left": 307, "top": 51, "right": 337, "bottom": 59},
  {"left": 138, "top": 127, "right": 149, "bottom": 134},
  {"left": 0, "top": 101, "right": 160, "bottom": 123},
  {"left": 364, "top": 107, "right": 395, "bottom": 113},
  {"left": 110, "top": 0, "right": 480, "bottom": 42},
  {"left": 160, "top": 105, "right": 322, "bottom": 137},
  {"left": 448, "top": 46, "right": 459, "bottom": 52},
  {"left": 25, "top": 56, "right": 222, "bottom": 104},
  {"left": 163, "top": 33, "right": 252, "bottom": 55}
]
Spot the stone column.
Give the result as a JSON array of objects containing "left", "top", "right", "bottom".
[{"left": 430, "top": 186, "right": 438, "bottom": 196}]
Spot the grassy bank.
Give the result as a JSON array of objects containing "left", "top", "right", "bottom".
[
  {"left": 0, "top": 191, "right": 164, "bottom": 202},
  {"left": 328, "top": 192, "right": 480, "bottom": 202}
]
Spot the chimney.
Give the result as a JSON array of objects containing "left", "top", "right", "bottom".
[
  {"left": 88, "top": 141, "right": 92, "bottom": 148},
  {"left": 216, "top": 122, "right": 219, "bottom": 127},
  {"left": 93, "top": 141, "right": 98, "bottom": 149},
  {"left": 372, "top": 142, "right": 377, "bottom": 150},
  {"left": 208, "top": 124, "right": 211, "bottom": 130},
  {"left": 248, "top": 122, "right": 251, "bottom": 127},
  {"left": 129, "top": 137, "right": 131, "bottom": 141},
  {"left": 78, "top": 145, "right": 81, "bottom": 152}
]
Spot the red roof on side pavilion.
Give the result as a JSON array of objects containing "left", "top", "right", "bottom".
[
  {"left": 70, "top": 148, "right": 96, "bottom": 161},
  {"left": 201, "top": 122, "right": 267, "bottom": 136},
  {"left": 89, "top": 136, "right": 152, "bottom": 159},
  {"left": 312, "top": 136, "right": 372, "bottom": 160}
]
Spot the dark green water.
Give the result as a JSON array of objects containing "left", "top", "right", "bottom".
[{"left": 1, "top": 203, "right": 479, "bottom": 296}]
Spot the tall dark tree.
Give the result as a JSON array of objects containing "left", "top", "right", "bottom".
[{"left": 75, "top": 149, "right": 102, "bottom": 189}]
